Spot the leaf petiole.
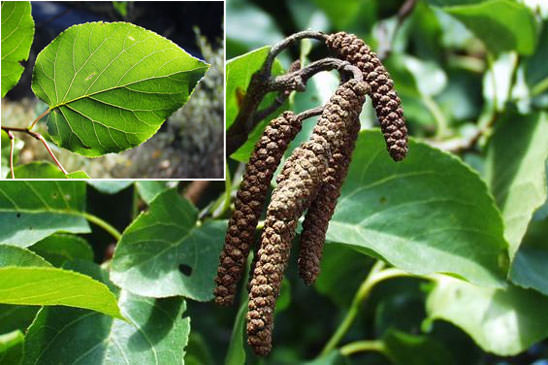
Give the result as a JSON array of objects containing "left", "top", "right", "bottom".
[
  {"left": 27, "top": 108, "right": 50, "bottom": 130},
  {"left": 7, "top": 130, "right": 15, "bottom": 179},
  {"left": 1, "top": 125, "right": 68, "bottom": 176},
  {"left": 319, "top": 262, "right": 410, "bottom": 357},
  {"left": 339, "top": 339, "right": 386, "bottom": 357},
  {"left": 81, "top": 212, "right": 122, "bottom": 241},
  {"left": 33, "top": 132, "right": 68, "bottom": 175}
]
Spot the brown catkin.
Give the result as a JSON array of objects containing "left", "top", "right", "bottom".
[
  {"left": 247, "top": 139, "right": 329, "bottom": 356},
  {"left": 214, "top": 111, "right": 302, "bottom": 306},
  {"left": 246, "top": 79, "right": 368, "bottom": 356},
  {"left": 298, "top": 116, "right": 361, "bottom": 285},
  {"left": 326, "top": 32, "right": 408, "bottom": 161}
]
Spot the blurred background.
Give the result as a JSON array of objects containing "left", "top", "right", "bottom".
[{"left": 1, "top": 1, "right": 224, "bottom": 178}]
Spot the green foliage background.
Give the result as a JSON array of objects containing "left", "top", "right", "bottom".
[{"left": 0, "top": 0, "right": 548, "bottom": 364}]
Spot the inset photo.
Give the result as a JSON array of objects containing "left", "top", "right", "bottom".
[{"left": 1, "top": 1, "right": 224, "bottom": 179}]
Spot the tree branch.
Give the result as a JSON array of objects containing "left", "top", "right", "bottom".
[
  {"left": 1, "top": 126, "right": 68, "bottom": 175},
  {"left": 226, "top": 31, "right": 330, "bottom": 156},
  {"left": 263, "top": 30, "right": 327, "bottom": 74},
  {"left": 377, "top": 0, "right": 418, "bottom": 60},
  {"left": 268, "top": 58, "right": 363, "bottom": 92},
  {"left": 227, "top": 56, "right": 363, "bottom": 156},
  {"left": 296, "top": 106, "right": 324, "bottom": 122}
]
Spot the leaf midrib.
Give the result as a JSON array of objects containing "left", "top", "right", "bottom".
[{"left": 48, "top": 66, "right": 209, "bottom": 110}]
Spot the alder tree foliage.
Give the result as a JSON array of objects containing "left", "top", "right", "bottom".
[
  {"left": 0, "top": 2, "right": 548, "bottom": 365},
  {"left": 0, "top": 1, "right": 209, "bottom": 178}
]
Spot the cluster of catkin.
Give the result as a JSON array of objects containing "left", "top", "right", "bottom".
[{"left": 214, "top": 32, "right": 408, "bottom": 356}]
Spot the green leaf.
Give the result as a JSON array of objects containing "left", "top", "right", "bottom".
[
  {"left": 226, "top": 46, "right": 270, "bottom": 129},
  {"left": 325, "top": 130, "right": 508, "bottom": 287},
  {"left": 23, "top": 261, "right": 190, "bottom": 365},
  {"left": 0, "top": 266, "right": 122, "bottom": 319},
  {"left": 442, "top": 0, "right": 538, "bottom": 55},
  {"left": 510, "top": 245, "right": 548, "bottom": 296},
  {"left": 0, "top": 305, "right": 38, "bottom": 334},
  {"left": 525, "top": 23, "right": 548, "bottom": 94},
  {"left": 0, "top": 245, "right": 51, "bottom": 267},
  {"left": 312, "top": 0, "right": 363, "bottom": 29},
  {"left": 186, "top": 333, "right": 215, "bottom": 365},
  {"left": 0, "top": 246, "right": 47, "bottom": 335},
  {"left": 485, "top": 111, "right": 548, "bottom": 259},
  {"left": 1, "top": 1, "right": 35, "bottom": 97},
  {"left": 225, "top": 300, "right": 247, "bottom": 365},
  {"left": 315, "top": 244, "right": 373, "bottom": 308},
  {"left": 110, "top": 189, "right": 225, "bottom": 300},
  {"left": 32, "top": 21, "right": 209, "bottom": 156},
  {"left": 229, "top": 55, "right": 286, "bottom": 162},
  {"left": 426, "top": 275, "right": 548, "bottom": 355},
  {"left": 11, "top": 161, "right": 88, "bottom": 179},
  {"left": 135, "top": 181, "right": 169, "bottom": 203},
  {"left": 29, "top": 234, "right": 93, "bottom": 267},
  {"left": 0, "top": 181, "right": 90, "bottom": 247},
  {"left": 88, "top": 181, "right": 133, "bottom": 194},
  {"left": 226, "top": 1, "right": 284, "bottom": 58},
  {"left": 275, "top": 279, "right": 291, "bottom": 314},
  {"left": 382, "top": 329, "right": 455, "bottom": 365},
  {"left": 0, "top": 330, "right": 24, "bottom": 365}
]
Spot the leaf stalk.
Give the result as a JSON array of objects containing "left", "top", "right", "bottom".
[
  {"left": 82, "top": 212, "right": 122, "bottom": 241},
  {"left": 319, "top": 262, "right": 409, "bottom": 357}
]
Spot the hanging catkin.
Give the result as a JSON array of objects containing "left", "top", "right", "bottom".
[
  {"left": 246, "top": 79, "right": 368, "bottom": 356},
  {"left": 214, "top": 111, "right": 303, "bottom": 306},
  {"left": 247, "top": 139, "right": 330, "bottom": 356},
  {"left": 298, "top": 115, "right": 361, "bottom": 285},
  {"left": 326, "top": 32, "right": 408, "bottom": 161}
]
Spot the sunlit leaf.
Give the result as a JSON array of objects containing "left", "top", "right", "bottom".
[
  {"left": 32, "top": 22, "right": 209, "bottom": 156},
  {"left": 111, "top": 189, "right": 225, "bottom": 300},
  {"left": 326, "top": 130, "right": 508, "bottom": 287},
  {"left": 1, "top": 1, "right": 34, "bottom": 97}
]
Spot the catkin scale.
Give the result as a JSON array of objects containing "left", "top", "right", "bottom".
[
  {"left": 246, "top": 79, "right": 368, "bottom": 356},
  {"left": 326, "top": 32, "right": 408, "bottom": 161},
  {"left": 214, "top": 111, "right": 303, "bottom": 306}
]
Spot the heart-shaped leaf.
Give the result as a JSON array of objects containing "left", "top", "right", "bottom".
[
  {"left": 0, "top": 181, "right": 89, "bottom": 247},
  {"left": 325, "top": 130, "right": 508, "bottom": 287},
  {"left": 32, "top": 22, "right": 209, "bottom": 156},
  {"left": 1, "top": 1, "right": 34, "bottom": 97},
  {"left": 110, "top": 189, "right": 225, "bottom": 300},
  {"left": 23, "top": 261, "right": 190, "bottom": 365}
]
